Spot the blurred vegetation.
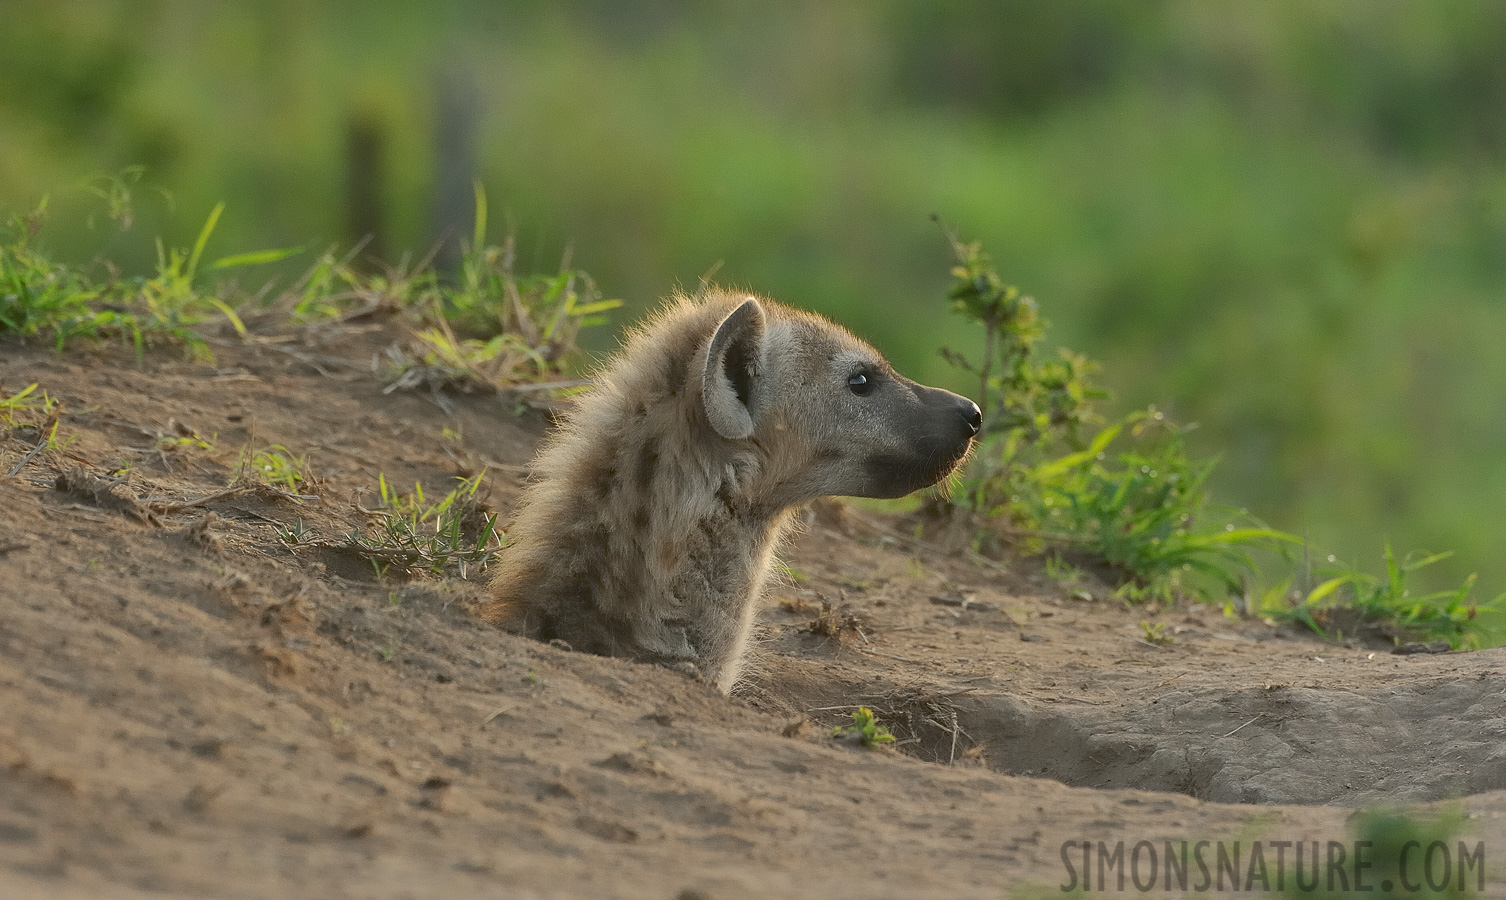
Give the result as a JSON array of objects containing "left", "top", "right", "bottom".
[
  {"left": 939, "top": 226, "right": 1294, "bottom": 606},
  {"left": 942, "top": 232, "right": 1499, "bottom": 647},
  {"left": 4, "top": 1, "right": 1506, "bottom": 637}
]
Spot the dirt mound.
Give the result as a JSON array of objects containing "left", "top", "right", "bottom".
[{"left": 0, "top": 328, "right": 1501, "bottom": 898}]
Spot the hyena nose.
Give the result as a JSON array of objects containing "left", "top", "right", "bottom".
[{"left": 960, "top": 398, "right": 982, "bottom": 436}]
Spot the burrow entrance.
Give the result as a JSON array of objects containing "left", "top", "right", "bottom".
[{"left": 764, "top": 662, "right": 1506, "bottom": 806}]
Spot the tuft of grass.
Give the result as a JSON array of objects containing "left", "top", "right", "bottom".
[
  {"left": 382, "top": 320, "right": 546, "bottom": 394},
  {"left": 1043, "top": 555, "right": 1083, "bottom": 584},
  {"left": 2, "top": 184, "right": 610, "bottom": 401},
  {"left": 1259, "top": 544, "right": 1502, "bottom": 650},
  {"left": 1, "top": 382, "right": 71, "bottom": 473},
  {"left": 273, "top": 518, "right": 318, "bottom": 551},
  {"left": 378, "top": 185, "right": 620, "bottom": 395},
  {"left": 1139, "top": 620, "right": 1175, "bottom": 645},
  {"left": 248, "top": 186, "right": 618, "bottom": 395},
  {"left": 0, "top": 382, "right": 59, "bottom": 428},
  {"left": 1021, "top": 411, "right": 1298, "bottom": 603},
  {"left": 155, "top": 422, "right": 216, "bottom": 452},
  {"left": 0, "top": 198, "right": 280, "bottom": 362},
  {"left": 831, "top": 707, "right": 896, "bottom": 749},
  {"left": 345, "top": 472, "right": 502, "bottom": 578},
  {"left": 237, "top": 444, "right": 313, "bottom": 493}
]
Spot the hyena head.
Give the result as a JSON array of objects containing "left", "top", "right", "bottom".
[{"left": 702, "top": 295, "right": 981, "bottom": 507}]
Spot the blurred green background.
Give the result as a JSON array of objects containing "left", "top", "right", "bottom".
[{"left": 4, "top": 0, "right": 1505, "bottom": 598}]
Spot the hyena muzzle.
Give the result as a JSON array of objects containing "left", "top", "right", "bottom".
[{"left": 483, "top": 290, "right": 980, "bottom": 692}]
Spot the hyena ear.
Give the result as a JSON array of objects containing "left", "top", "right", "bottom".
[{"left": 701, "top": 298, "right": 767, "bottom": 440}]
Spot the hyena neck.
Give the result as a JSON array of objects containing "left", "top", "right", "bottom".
[
  {"left": 579, "top": 394, "right": 795, "bottom": 686},
  {"left": 523, "top": 296, "right": 807, "bottom": 687}
]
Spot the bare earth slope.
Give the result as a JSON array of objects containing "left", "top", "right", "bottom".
[{"left": 0, "top": 327, "right": 1501, "bottom": 898}]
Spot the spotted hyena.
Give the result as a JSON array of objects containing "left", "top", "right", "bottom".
[{"left": 483, "top": 289, "right": 980, "bottom": 692}]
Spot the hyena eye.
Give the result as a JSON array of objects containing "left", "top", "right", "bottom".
[{"left": 847, "top": 372, "right": 874, "bottom": 396}]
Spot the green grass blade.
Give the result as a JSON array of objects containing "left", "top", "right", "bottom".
[
  {"left": 186, "top": 202, "right": 225, "bottom": 283},
  {"left": 1203, "top": 527, "right": 1301, "bottom": 545},
  {"left": 1400, "top": 550, "right": 1454, "bottom": 572},
  {"left": 211, "top": 246, "right": 304, "bottom": 270},
  {"left": 1306, "top": 575, "right": 1354, "bottom": 605},
  {"left": 471, "top": 181, "right": 488, "bottom": 252},
  {"left": 1034, "top": 422, "right": 1122, "bottom": 480},
  {"left": 204, "top": 296, "right": 247, "bottom": 337}
]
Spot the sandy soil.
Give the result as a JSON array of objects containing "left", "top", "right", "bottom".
[{"left": 0, "top": 322, "right": 1502, "bottom": 899}]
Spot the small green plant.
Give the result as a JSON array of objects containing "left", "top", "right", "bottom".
[
  {"left": 157, "top": 428, "right": 216, "bottom": 452},
  {"left": 938, "top": 224, "right": 1104, "bottom": 457},
  {"left": 0, "top": 382, "right": 72, "bottom": 470},
  {"left": 1139, "top": 620, "right": 1175, "bottom": 645},
  {"left": 238, "top": 444, "right": 312, "bottom": 492},
  {"left": 1024, "top": 411, "right": 1297, "bottom": 602},
  {"left": 937, "top": 225, "right": 1293, "bottom": 603},
  {"left": 831, "top": 706, "right": 896, "bottom": 748},
  {"left": 273, "top": 518, "right": 318, "bottom": 550},
  {"left": 0, "top": 383, "right": 59, "bottom": 427},
  {"left": 0, "top": 200, "right": 114, "bottom": 347},
  {"left": 383, "top": 320, "right": 547, "bottom": 393},
  {"left": 1043, "top": 555, "right": 1083, "bottom": 584},
  {"left": 1261, "top": 544, "right": 1501, "bottom": 649},
  {"left": 346, "top": 471, "right": 502, "bottom": 577},
  {"left": 276, "top": 244, "right": 384, "bottom": 324}
]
